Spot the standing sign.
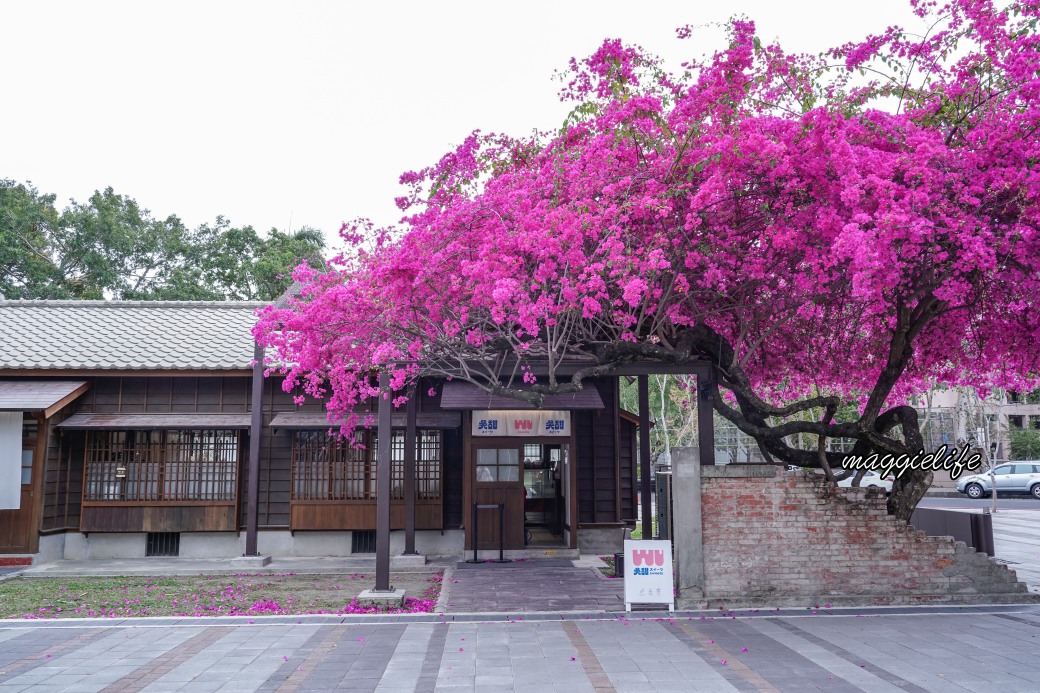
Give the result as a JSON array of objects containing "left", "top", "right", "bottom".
[
  {"left": 472, "top": 410, "right": 570, "bottom": 437},
  {"left": 623, "top": 539, "right": 675, "bottom": 611}
]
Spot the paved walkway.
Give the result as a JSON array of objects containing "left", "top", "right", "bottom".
[
  {"left": 1, "top": 510, "right": 1039, "bottom": 690},
  {"left": 440, "top": 561, "right": 624, "bottom": 613},
  {"left": 1, "top": 606, "right": 1040, "bottom": 691}
]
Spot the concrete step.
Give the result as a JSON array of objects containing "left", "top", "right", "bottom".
[{"left": 462, "top": 547, "right": 580, "bottom": 562}]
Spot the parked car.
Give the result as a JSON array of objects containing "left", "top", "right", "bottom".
[
  {"left": 836, "top": 469, "right": 894, "bottom": 493},
  {"left": 956, "top": 462, "right": 1040, "bottom": 499}
]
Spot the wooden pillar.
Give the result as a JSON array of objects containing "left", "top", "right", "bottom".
[
  {"left": 697, "top": 369, "right": 716, "bottom": 466},
  {"left": 638, "top": 374, "right": 653, "bottom": 538},
  {"left": 245, "top": 342, "right": 264, "bottom": 556},
  {"left": 375, "top": 372, "right": 392, "bottom": 591},
  {"left": 404, "top": 387, "right": 418, "bottom": 555}
]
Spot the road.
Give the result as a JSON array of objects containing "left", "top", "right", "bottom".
[{"left": 919, "top": 496, "right": 1040, "bottom": 510}]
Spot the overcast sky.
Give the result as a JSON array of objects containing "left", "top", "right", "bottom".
[{"left": 3, "top": 1, "right": 920, "bottom": 250}]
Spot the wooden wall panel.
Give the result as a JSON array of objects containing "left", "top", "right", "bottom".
[
  {"left": 442, "top": 428, "right": 463, "bottom": 528},
  {"left": 575, "top": 377, "right": 620, "bottom": 524},
  {"left": 619, "top": 419, "right": 637, "bottom": 522},
  {"left": 290, "top": 502, "right": 443, "bottom": 530},
  {"left": 42, "top": 408, "right": 84, "bottom": 532},
  {"left": 171, "top": 378, "right": 198, "bottom": 413},
  {"left": 144, "top": 378, "right": 172, "bottom": 411},
  {"left": 81, "top": 505, "right": 237, "bottom": 532}
]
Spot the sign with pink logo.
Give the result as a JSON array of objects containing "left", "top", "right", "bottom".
[
  {"left": 623, "top": 539, "right": 674, "bottom": 611},
  {"left": 471, "top": 410, "right": 570, "bottom": 437}
]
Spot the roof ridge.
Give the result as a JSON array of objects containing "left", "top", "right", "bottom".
[{"left": 0, "top": 300, "right": 267, "bottom": 308}]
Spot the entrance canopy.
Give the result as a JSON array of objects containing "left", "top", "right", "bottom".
[
  {"left": 0, "top": 381, "right": 89, "bottom": 417},
  {"left": 57, "top": 413, "right": 252, "bottom": 429},
  {"left": 270, "top": 411, "right": 461, "bottom": 429},
  {"left": 439, "top": 381, "right": 604, "bottom": 410}
]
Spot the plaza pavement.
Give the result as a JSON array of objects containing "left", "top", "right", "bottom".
[
  {"left": 1, "top": 605, "right": 1040, "bottom": 691},
  {"left": 0, "top": 509, "right": 1038, "bottom": 691}
]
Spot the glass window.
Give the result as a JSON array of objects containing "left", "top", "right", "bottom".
[
  {"left": 993, "top": 465, "right": 1013, "bottom": 475},
  {"left": 21, "top": 450, "right": 32, "bottom": 484},
  {"left": 476, "top": 448, "right": 519, "bottom": 482}
]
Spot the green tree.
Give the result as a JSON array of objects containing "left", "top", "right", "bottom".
[
  {"left": 0, "top": 180, "right": 326, "bottom": 301},
  {"left": 0, "top": 180, "right": 61, "bottom": 298},
  {"left": 140, "top": 221, "right": 326, "bottom": 301},
  {"left": 1010, "top": 428, "right": 1040, "bottom": 461}
]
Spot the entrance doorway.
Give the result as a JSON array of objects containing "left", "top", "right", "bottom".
[
  {"left": 470, "top": 440, "right": 572, "bottom": 550},
  {"left": 522, "top": 443, "right": 564, "bottom": 546},
  {"left": 0, "top": 416, "right": 38, "bottom": 554}
]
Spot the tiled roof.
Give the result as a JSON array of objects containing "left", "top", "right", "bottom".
[{"left": 0, "top": 301, "right": 265, "bottom": 371}]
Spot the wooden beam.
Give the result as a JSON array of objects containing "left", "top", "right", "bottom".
[
  {"left": 697, "top": 372, "right": 716, "bottom": 466},
  {"left": 638, "top": 375, "right": 653, "bottom": 539},
  {"left": 43, "top": 382, "right": 91, "bottom": 419},
  {"left": 404, "top": 387, "right": 418, "bottom": 555},
  {"left": 245, "top": 343, "right": 265, "bottom": 556},
  {"left": 375, "top": 372, "right": 392, "bottom": 591}
]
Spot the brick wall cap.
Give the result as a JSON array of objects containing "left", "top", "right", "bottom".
[{"left": 702, "top": 464, "right": 779, "bottom": 478}]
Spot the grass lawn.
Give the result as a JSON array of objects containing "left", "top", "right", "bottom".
[{"left": 0, "top": 571, "right": 442, "bottom": 620}]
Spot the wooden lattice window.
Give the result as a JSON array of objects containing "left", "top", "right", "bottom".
[
  {"left": 292, "top": 429, "right": 442, "bottom": 501},
  {"left": 84, "top": 430, "right": 239, "bottom": 502},
  {"left": 292, "top": 430, "right": 370, "bottom": 500},
  {"left": 416, "top": 430, "right": 442, "bottom": 500}
]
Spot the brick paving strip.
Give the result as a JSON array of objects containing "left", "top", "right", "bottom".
[
  {"left": 446, "top": 564, "right": 623, "bottom": 612},
  {"left": 255, "top": 625, "right": 337, "bottom": 693},
  {"left": 413, "top": 624, "right": 448, "bottom": 693},
  {"left": 0, "top": 627, "right": 111, "bottom": 681},
  {"left": 764, "top": 618, "right": 930, "bottom": 693},
  {"left": 274, "top": 625, "right": 342, "bottom": 693},
  {"left": 664, "top": 621, "right": 779, "bottom": 693},
  {"left": 98, "top": 626, "right": 235, "bottom": 692},
  {"left": 562, "top": 620, "right": 616, "bottom": 691},
  {"left": 993, "top": 612, "right": 1040, "bottom": 627}
]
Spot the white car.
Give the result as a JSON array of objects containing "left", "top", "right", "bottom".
[
  {"left": 956, "top": 462, "right": 1040, "bottom": 499},
  {"left": 836, "top": 469, "right": 893, "bottom": 493}
]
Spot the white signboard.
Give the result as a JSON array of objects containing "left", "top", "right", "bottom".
[
  {"left": 0, "top": 413, "right": 22, "bottom": 510},
  {"left": 623, "top": 539, "right": 675, "bottom": 611},
  {"left": 472, "top": 410, "right": 570, "bottom": 437}
]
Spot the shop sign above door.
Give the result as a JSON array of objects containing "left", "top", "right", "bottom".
[{"left": 472, "top": 410, "right": 571, "bottom": 437}]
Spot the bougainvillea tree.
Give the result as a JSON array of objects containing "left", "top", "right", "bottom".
[{"left": 256, "top": 0, "right": 1040, "bottom": 521}]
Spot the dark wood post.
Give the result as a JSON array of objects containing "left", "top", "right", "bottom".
[
  {"left": 245, "top": 342, "right": 264, "bottom": 556},
  {"left": 638, "top": 374, "right": 653, "bottom": 538},
  {"left": 697, "top": 369, "right": 716, "bottom": 466},
  {"left": 375, "top": 371, "right": 392, "bottom": 591},
  {"left": 404, "top": 387, "right": 417, "bottom": 555}
]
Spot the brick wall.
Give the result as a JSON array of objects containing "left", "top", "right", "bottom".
[{"left": 700, "top": 466, "right": 1036, "bottom": 606}]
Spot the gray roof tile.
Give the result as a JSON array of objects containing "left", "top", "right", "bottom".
[{"left": 0, "top": 300, "right": 265, "bottom": 371}]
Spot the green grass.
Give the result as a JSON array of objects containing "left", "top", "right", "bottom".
[{"left": 0, "top": 571, "right": 442, "bottom": 619}]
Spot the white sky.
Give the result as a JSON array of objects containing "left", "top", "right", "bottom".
[{"left": 2, "top": 1, "right": 920, "bottom": 251}]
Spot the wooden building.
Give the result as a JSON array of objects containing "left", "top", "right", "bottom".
[{"left": 0, "top": 300, "right": 643, "bottom": 562}]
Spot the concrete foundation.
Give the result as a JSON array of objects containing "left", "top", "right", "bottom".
[
  {"left": 35, "top": 529, "right": 465, "bottom": 562},
  {"left": 577, "top": 526, "right": 627, "bottom": 555},
  {"left": 355, "top": 588, "right": 407, "bottom": 608},
  {"left": 36, "top": 533, "right": 66, "bottom": 564}
]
